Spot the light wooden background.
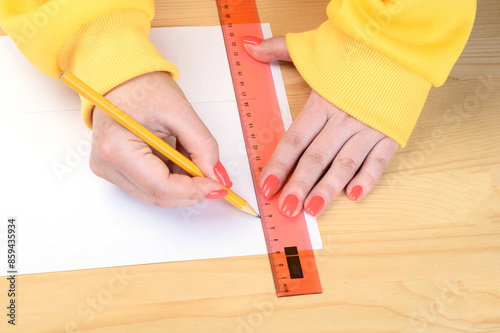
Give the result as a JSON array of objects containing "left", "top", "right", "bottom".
[{"left": 1, "top": 1, "right": 499, "bottom": 332}]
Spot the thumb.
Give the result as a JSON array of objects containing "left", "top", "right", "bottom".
[{"left": 242, "top": 36, "right": 292, "bottom": 63}]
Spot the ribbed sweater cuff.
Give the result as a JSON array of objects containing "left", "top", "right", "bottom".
[
  {"left": 286, "top": 22, "right": 432, "bottom": 147},
  {"left": 58, "top": 10, "right": 179, "bottom": 129}
]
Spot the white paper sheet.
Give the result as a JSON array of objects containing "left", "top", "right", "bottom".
[{"left": 0, "top": 25, "right": 322, "bottom": 276}]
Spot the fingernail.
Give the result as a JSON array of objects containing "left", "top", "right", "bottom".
[
  {"left": 242, "top": 36, "right": 262, "bottom": 45},
  {"left": 206, "top": 189, "right": 228, "bottom": 200},
  {"left": 261, "top": 175, "right": 279, "bottom": 199},
  {"left": 281, "top": 194, "right": 299, "bottom": 217},
  {"left": 350, "top": 185, "right": 363, "bottom": 201},
  {"left": 305, "top": 196, "right": 325, "bottom": 217},
  {"left": 214, "top": 161, "right": 233, "bottom": 188}
]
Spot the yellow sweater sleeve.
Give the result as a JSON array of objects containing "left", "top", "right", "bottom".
[
  {"left": 0, "top": 0, "right": 179, "bottom": 128},
  {"left": 286, "top": 0, "right": 476, "bottom": 146}
]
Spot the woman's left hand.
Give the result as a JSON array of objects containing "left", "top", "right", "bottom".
[{"left": 243, "top": 36, "right": 399, "bottom": 217}]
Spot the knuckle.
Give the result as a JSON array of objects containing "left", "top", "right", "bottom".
[
  {"left": 270, "top": 36, "right": 281, "bottom": 48},
  {"left": 94, "top": 138, "right": 116, "bottom": 162},
  {"left": 269, "top": 37, "right": 283, "bottom": 55},
  {"left": 152, "top": 200, "right": 170, "bottom": 208},
  {"left": 321, "top": 182, "right": 337, "bottom": 199},
  {"left": 151, "top": 188, "right": 171, "bottom": 205},
  {"left": 266, "top": 159, "right": 288, "bottom": 176},
  {"left": 202, "top": 135, "right": 219, "bottom": 155},
  {"left": 183, "top": 181, "right": 204, "bottom": 202},
  {"left": 187, "top": 187, "right": 202, "bottom": 202},
  {"left": 283, "top": 131, "right": 304, "bottom": 150},
  {"left": 303, "top": 149, "right": 330, "bottom": 168},
  {"left": 334, "top": 157, "right": 358, "bottom": 174},
  {"left": 363, "top": 172, "right": 378, "bottom": 188},
  {"left": 291, "top": 178, "right": 310, "bottom": 192},
  {"left": 371, "top": 156, "right": 389, "bottom": 170}
]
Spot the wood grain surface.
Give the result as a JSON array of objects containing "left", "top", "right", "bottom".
[{"left": 1, "top": 1, "right": 499, "bottom": 332}]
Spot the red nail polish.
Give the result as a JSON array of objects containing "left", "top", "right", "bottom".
[
  {"left": 206, "top": 189, "right": 228, "bottom": 200},
  {"left": 281, "top": 194, "right": 299, "bottom": 217},
  {"left": 261, "top": 175, "right": 279, "bottom": 199},
  {"left": 242, "top": 36, "right": 262, "bottom": 45},
  {"left": 350, "top": 185, "right": 363, "bottom": 201},
  {"left": 305, "top": 196, "right": 325, "bottom": 217},
  {"left": 214, "top": 161, "right": 233, "bottom": 188}
]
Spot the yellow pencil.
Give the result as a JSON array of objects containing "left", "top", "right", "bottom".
[{"left": 60, "top": 70, "right": 259, "bottom": 217}]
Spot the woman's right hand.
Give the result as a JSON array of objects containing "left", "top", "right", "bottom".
[{"left": 90, "top": 72, "right": 233, "bottom": 207}]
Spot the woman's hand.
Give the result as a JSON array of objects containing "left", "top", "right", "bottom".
[
  {"left": 243, "top": 36, "right": 399, "bottom": 217},
  {"left": 90, "top": 72, "right": 233, "bottom": 207}
]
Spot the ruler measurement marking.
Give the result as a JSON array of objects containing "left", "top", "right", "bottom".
[{"left": 216, "top": 0, "right": 321, "bottom": 297}]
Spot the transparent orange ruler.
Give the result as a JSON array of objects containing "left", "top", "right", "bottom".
[{"left": 216, "top": 0, "right": 322, "bottom": 296}]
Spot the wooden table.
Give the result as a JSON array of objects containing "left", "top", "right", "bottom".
[{"left": 1, "top": 1, "right": 499, "bottom": 332}]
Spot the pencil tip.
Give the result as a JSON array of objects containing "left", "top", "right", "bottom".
[{"left": 241, "top": 204, "right": 260, "bottom": 217}]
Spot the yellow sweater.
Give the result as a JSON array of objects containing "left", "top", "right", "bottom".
[{"left": 0, "top": 0, "right": 476, "bottom": 146}]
